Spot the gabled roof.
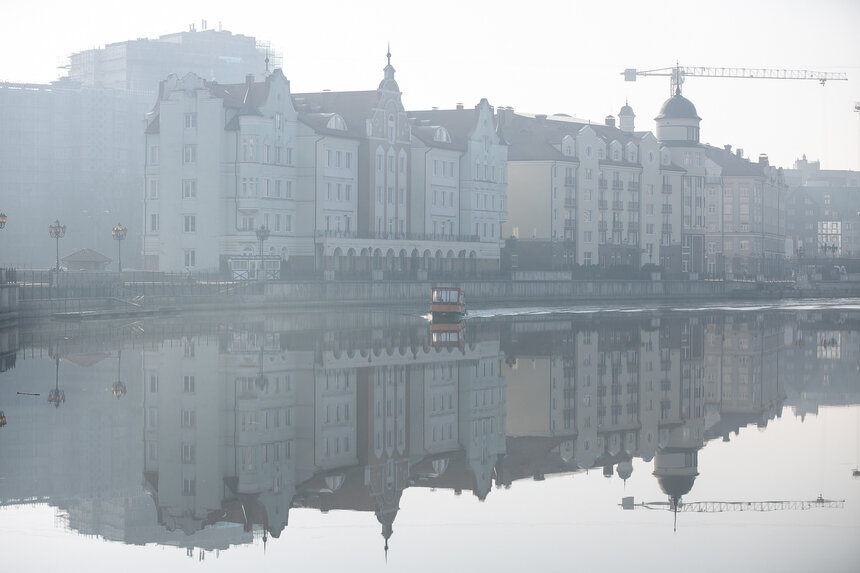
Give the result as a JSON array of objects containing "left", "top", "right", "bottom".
[
  {"left": 409, "top": 107, "right": 481, "bottom": 151},
  {"left": 293, "top": 90, "right": 381, "bottom": 139},
  {"left": 504, "top": 112, "right": 643, "bottom": 163},
  {"left": 705, "top": 145, "right": 766, "bottom": 177},
  {"left": 62, "top": 248, "right": 111, "bottom": 263}
]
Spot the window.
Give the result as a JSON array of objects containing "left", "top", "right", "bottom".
[
  {"left": 182, "top": 478, "right": 196, "bottom": 496},
  {"left": 285, "top": 147, "right": 293, "bottom": 165},
  {"left": 285, "top": 214, "right": 292, "bottom": 232},
  {"left": 584, "top": 231, "right": 593, "bottom": 243},
  {"left": 149, "top": 145, "right": 159, "bottom": 165},
  {"left": 183, "top": 375, "right": 195, "bottom": 393},
  {"left": 181, "top": 409, "right": 196, "bottom": 428},
  {"left": 184, "top": 249, "right": 196, "bottom": 267},
  {"left": 148, "top": 373, "right": 158, "bottom": 393},
  {"left": 345, "top": 152, "right": 351, "bottom": 168},
  {"left": 345, "top": 184, "right": 351, "bottom": 200},
  {"left": 183, "top": 215, "right": 196, "bottom": 233},
  {"left": 285, "top": 180, "right": 293, "bottom": 199},
  {"left": 150, "top": 213, "right": 160, "bottom": 232},
  {"left": 182, "top": 442, "right": 195, "bottom": 462},
  {"left": 584, "top": 252, "right": 593, "bottom": 265},
  {"left": 184, "top": 113, "right": 197, "bottom": 128},
  {"left": 148, "top": 179, "right": 159, "bottom": 199},
  {"left": 182, "top": 180, "right": 196, "bottom": 199},
  {"left": 183, "top": 144, "right": 197, "bottom": 164}
]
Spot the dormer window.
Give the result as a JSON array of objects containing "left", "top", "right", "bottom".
[
  {"left": 326, "top": 114, "right": 347, "bottom": 131},
  {"left": 433, "top": 127, "right": 451, "bottom": 143}
]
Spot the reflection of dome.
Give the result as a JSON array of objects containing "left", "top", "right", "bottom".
[
  {"left": 657, "top": 475, "right": 697, "bottom": 500},
  {"left": 616, "top": 460, "right": 633, "bottom": 481},
  {"left": 655, "top": 92, "right": 700, "bottom": 120}
]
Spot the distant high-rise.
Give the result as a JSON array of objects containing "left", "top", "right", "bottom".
[
  {"left": 67, "top": 27, "right": 270, "bottom": 94},
  {"left": 0, "top": 27, "right": 274, "bottom": 269}
]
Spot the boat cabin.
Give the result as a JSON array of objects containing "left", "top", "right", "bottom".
[{"left": 430, "top": 287, "right": 466, "bottom": 321}]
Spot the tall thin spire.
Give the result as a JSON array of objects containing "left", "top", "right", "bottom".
[{"left": 387, "top": 42, "right": 391, "bottom": 66}]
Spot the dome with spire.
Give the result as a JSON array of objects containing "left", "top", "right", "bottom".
[
  {"left": 619, "top": 101, "right": 634, "bottom": 117},
  {"left": 655, "top": 90, "right": 700, "bottom": 121}
]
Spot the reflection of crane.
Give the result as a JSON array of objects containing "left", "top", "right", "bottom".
[
  {"left": 623, "top": 64, "right": 848, "bottom": 96},
  {"left": 621, "top": 495, "right": 844, "bottom": 512},
  {"left": 622, "top": 495, "right": 845, "bottom": 532}
]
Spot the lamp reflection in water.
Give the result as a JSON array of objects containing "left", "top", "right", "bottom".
[
  {"left": 47, "top": 354, "right": 65, "bottom": 408},
  {"left": 110, "top": 348, "right": 126, "bottom": 399}
]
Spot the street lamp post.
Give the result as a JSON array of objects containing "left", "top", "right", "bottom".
[
  {"left": 256, "top": 225, "right": 270, "bottom": 282},
  {"left": 48, "top": 219, "right": 66, "bottom": 272},
  {"left": 112, "top": 223, "right": 127, "bottom": 273}
]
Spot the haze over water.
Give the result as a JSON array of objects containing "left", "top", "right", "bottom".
[{"left": 1, "top": 299, "right": 859, "bottom": 571}]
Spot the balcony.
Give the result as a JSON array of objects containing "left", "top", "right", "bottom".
[
  {"left": 564, "top": 176, "right": 577, "bottom": 187},
  {"left": 564, "top": 197, "right": 577, "bottom": 209},
  {"left": 612, "top": 200, "right": 624, "bottom": 210},
  {"left": 564, "top": 220, "right": 576, "bottom": 231},
  {"left": 598, "top": 179, "right": 608, "bottom": 190},
  {"left": 662, "top": 183, "right": 672, "bottom": 194},
  {"left": 662, "top": 204, "right": 672, "bottom": 214},
  {"left": 612, "top": 181, "right": 624, "bottom": 191},
  {"left": 628, "top": 181, "right": 640, "bottom": 192},
  {"left": 627, "top": 222, "right": 639, "bottom": 232},
  {"left": 598, "top": 199, "right": 608, "bottom": 210},
  {"left": 628, "top": 201, "right": 640, "bottom": 211},
  {"left": 613, "top": 221, "right": 624, "bottom": 232},
  {"left": 662, "top": 224, "right": 673, "bottom": 234},
  {"left": 598, "top": 221, "right": 608, "bottom": 232}
]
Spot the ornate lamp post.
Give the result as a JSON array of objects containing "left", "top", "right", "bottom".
[
  {"left": 256, "top": 225, "right": 270, "bottom": 281},
  {"left": 48, "top": 219, "right": 66, "bottom": 272},
  {"left": 112, "top": 223, "right": 127, "bottom": 273}
]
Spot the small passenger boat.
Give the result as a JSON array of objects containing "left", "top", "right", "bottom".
[{"left": 430, "top": 287, "right": 466, "bottom": 322}]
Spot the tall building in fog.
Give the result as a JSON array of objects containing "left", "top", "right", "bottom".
[
  {"left": 0, "top": 27, "right": 270, "bottom": 270},
  {"left": 68, "top": 26, "right": 267, "bottom": 93}
]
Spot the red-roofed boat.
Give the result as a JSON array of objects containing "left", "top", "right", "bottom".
[{"left": 430, "top": 287, "right": 466, "bottom": 322}]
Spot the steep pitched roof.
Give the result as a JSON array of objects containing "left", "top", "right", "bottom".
[
  {"left": 293, "top": 90, "right": 380, "bottom": 139},
  {"left": 705, "top": 145, "right": 766, "bottom": 177},
  {"left": 409, "top": 108, "right": 480, "bottom": 151}
]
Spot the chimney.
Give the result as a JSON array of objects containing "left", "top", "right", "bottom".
[
  {"left": 498, "top": 106, "right": 514, "bottom": 128},
  {"left": 535, "top": 113, "right": 547, "bottom": 121},
  {"left": 605, "top": 115, "right": 615, "bottom": 127},
  {"left": 246, "top": 73, "right": 255, "bottom": 85},
  {"left": 758, "top": 154, "right": 769, "bottom": 166},
  {"left": 736, "top": 148, "right": 744, "bottom": 158},
  {"left": 724, "top": 144, "right": 732, "bottom": 152},
  {"left": 456, "top": 103, "right": 464, "bottom": 110}
]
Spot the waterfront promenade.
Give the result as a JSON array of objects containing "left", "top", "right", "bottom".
[{"left": 2, "top": 269, "right": 858, "bottom": 322}]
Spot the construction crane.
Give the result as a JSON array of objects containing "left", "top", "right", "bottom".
[{"left": 623, "top": 64, "right": 848, "bottom": 96}]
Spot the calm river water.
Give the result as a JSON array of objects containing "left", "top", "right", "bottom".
[{"left": 1, "top": 299, "right": 859, "bottom": 572}]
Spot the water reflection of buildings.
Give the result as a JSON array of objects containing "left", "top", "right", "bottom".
[{"left": 1, "top": 308, "right": 857, "bottom": 553}]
